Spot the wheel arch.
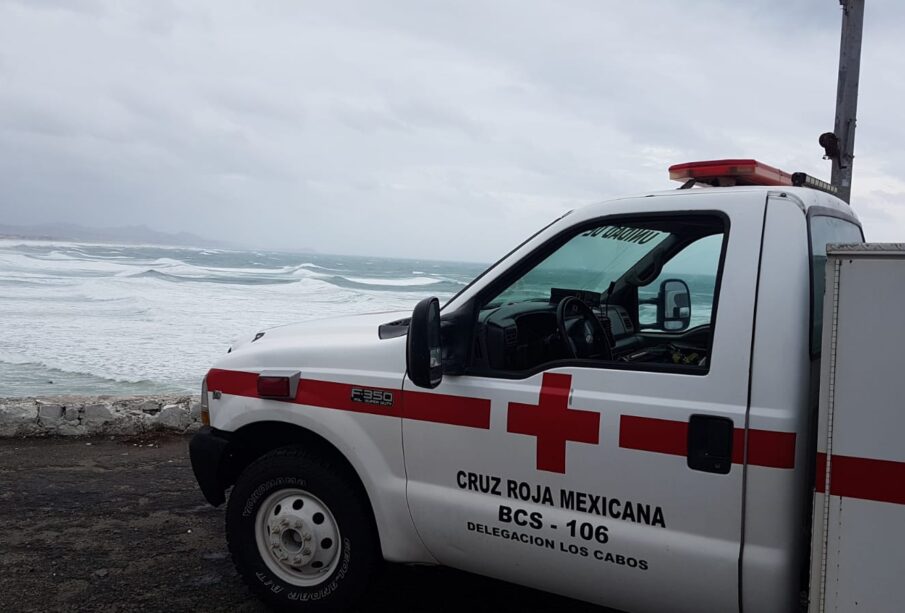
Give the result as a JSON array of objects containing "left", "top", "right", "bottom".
[{"left": 224, "top": 420, "right": 382, "bottom": 552}]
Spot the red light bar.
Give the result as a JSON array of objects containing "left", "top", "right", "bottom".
[
  {"left": 257, "top": 375, "right": 291, "bottom": 398},
  {"left": 669, "top": 159, "right": 793, "bottom": 187}
]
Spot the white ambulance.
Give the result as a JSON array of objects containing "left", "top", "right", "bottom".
[{"left": 190, "top": 159, "right": 904, "bottom": 613}]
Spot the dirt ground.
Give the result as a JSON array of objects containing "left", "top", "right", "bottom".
[{"left": 0, "top": 435, "right": 611, "bottom": 612}]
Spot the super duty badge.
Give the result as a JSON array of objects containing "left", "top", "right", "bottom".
[{"left": 351, "top": 387, "right": 395, "bottom": 407}]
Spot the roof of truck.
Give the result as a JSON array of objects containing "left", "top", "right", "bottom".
[
  {"left": 626, "top": 158, "right": 859, "bottom": 222},
  {"left": 610, "top": 184, "right": 858, "bottom": 221}
]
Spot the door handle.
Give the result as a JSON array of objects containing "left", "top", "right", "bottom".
[{"left": 687, "top": 414, "right": 734, "bottom": 474}]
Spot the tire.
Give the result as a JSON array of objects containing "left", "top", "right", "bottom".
[{"left": 226, "top": 446, "right": 378, "bottom": 612}]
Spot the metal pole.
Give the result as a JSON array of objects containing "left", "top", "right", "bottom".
[{"left": 830, "top": 0, "right": 865, "bottom": 204}]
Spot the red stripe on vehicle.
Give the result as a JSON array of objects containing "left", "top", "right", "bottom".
[
  {"left": 403, "top": 390, "right": 491, "bottom": 429},
  {"left": 297, "top": 379, "right": 403, "bottom": 418},
  {"left": 737, "top": 428, "right": 796, "bottom": 468},
  {"left": 207, "top": 368, "right": 258, "bottom": 397},
  {"left": 815, "top": 452, "right": 827, "bottom": 490},
  {"left": 618, "top": 415, "right": 796, "bottom": 469},
  {"left": 816, "top": 452, "right": 905, "bottom": 505},
  {"left": 619, "top": 415, "right": 687, "bottom": 456},
  {"left": 206, "top": 368, "right": 489, "bottom": 428}
]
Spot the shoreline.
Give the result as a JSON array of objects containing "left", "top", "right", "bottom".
[{"left": 0, "top": 394, "right": 202, "bottom": 437}]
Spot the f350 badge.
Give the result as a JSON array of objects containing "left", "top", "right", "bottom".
[{"left": 350, "top": 387, "right": 395, "bottom": 407}]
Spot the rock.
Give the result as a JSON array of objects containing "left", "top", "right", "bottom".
[
  {"left": 37, "top": 404, "right": 64, "bottom": 423},
  {"left": 0, "top": 395, "right": 200, "bottom": 438},
  {"left": 189, "top": 401, "right": 202, "bottom": 421},
  {"left": 0, "top": 403, "right": 39, "bottom": 437},
  {"left": 104, "top": 416, "right": 145, "bottom": 437},
  {"left": 184, "top": 422, "right": 202, "bottom": 435},
  {"left": 138, "top": 400, "right": 160, "bottom": 414},
  {"left": 83, "top": 404, "right": 113, "bottom": 423},
  {"left": 154, "top": 404, "right": 191, "bottom": 431},
  {"left": 92, "top": 568, "right": 109, "bottom": 578},
  {"left": 56, "top": 422, "right": 88, "bottom": 437}
]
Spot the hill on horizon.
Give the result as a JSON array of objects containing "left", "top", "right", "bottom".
[{"left": 0, "top": 222, "right": 236, "bottom": 249}]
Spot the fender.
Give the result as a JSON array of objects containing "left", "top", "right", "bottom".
[{"left": 215, "top": 390, "right": 436, "bottom": 565}]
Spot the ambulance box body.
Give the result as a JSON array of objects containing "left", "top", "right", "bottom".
[
  {"left": 809, "top": 244, "right": 905, "bottom": 613},
  {"left": 187, "top": 160, "right": 902, "bottom": 613}
]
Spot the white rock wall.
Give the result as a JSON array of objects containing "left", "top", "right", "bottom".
[{"left": 0, "top": 396, "right": 203, "bottom": 437}]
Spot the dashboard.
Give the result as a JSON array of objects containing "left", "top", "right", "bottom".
[{"left": 474, "top": 290, "right": 709, "bottom": 373}]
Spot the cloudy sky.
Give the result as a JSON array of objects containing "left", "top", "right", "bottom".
[{"left": 0, "top": 0, "right": 902, "bottom": 261}]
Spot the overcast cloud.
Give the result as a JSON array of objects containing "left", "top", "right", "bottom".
[{"left": 0, "top": 0, "right": 903, "bottom": 261}]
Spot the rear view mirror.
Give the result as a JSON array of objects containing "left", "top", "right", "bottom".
[
  {"left": 658, "top": 279, "right": 691, "bottom": 332},
  {"left": 406, "top": 297, "right": 443, "bottom": 388}
]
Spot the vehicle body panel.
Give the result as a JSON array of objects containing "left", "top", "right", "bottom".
[
  {"left": 810, "top": 247, "right": 905, "bottom": 613},
  {"left": 741, "top": 195, "right": 813, "bottom": 613},
  {"left": 403, "top": 190, "right": 770, "bottom": 613}
]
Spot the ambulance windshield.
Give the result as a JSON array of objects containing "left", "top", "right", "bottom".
[{"left": 489, "top": 225, "right": 670, "bottom": 307}]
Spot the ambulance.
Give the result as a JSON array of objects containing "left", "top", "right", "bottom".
[{"left": 189, "top": 159, "right": 904, "bottom": 613}]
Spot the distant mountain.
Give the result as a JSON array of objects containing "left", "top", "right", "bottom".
[{"left": 0, "top": 223, "right": 235, "bottom": 249}]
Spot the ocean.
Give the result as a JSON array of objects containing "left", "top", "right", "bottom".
[{"left": 0, "top": 240, "right": 484, "bottom": 397}]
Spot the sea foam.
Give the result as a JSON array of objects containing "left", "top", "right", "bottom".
[{"left": 0, "top": 241, "right": 483, "bottom": 396}]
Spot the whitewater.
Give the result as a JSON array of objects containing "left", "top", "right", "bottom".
[{"left": 0, "top": 240, "right": 484, "bottom": 397}]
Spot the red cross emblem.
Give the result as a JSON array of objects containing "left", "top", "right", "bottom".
[{"left": 506, "top": 373, "right": 601, "bottom": 474}]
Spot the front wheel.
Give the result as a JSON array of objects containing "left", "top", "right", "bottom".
[{"left": 226, "top": 447, "right": 378, "bottom": 611}]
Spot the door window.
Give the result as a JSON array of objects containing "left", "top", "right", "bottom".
[{"left": 473, "top": 215, "right": 727, "bottom": 375}]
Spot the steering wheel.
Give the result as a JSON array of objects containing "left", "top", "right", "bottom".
[{"left": 555, "top": 296, "right": 613, "bottom": 360}]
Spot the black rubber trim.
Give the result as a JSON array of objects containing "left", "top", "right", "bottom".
[
  {"left": 737, "top": 194, "right": 770, "bottom": 613},
  {"left": 189, "top": 426, "right": 233, "bottom": 507}
]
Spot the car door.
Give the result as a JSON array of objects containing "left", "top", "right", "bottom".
[{"left": 403, "top": 201, "right": 767, "bottom": 613}]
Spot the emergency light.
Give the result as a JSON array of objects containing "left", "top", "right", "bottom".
[
  {"left": 668, "top": 159, "right": 841, "bottom": 197},
  {"left": 669, "top": 159, "right": 792, "bottom": 186}
]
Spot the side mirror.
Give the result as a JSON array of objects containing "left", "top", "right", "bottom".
[
  {"left": 406, "top": 297, "right": 443, "bottom": 389},
  {"left": 657, "top": 279, "right": 691, "bottom": 332}
]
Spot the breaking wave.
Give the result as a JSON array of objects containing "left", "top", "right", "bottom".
[{"left": 0, "top": 240, "right": 486, "bottom": 396}]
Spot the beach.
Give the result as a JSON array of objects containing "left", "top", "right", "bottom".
[{"left": 0, "top": 435, "right": 609, "bottom": 613}]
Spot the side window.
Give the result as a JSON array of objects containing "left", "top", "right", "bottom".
[
  {"left": 810, "top": 215, "right": 864, "bottom": 354},
  {"left": 474, "top": 215, "right": 727, "bottom": 375},
  {"left": 638, "top": 234, "right": 723, "bottom": 330}
]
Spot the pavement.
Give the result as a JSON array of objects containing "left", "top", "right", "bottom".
[{"left": 0, "top": 435, "right": 611, "bottom": 612}]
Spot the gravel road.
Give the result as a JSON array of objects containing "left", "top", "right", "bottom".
[{"left": 0, "top": 435, "right": 611, "bottom": 612}]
